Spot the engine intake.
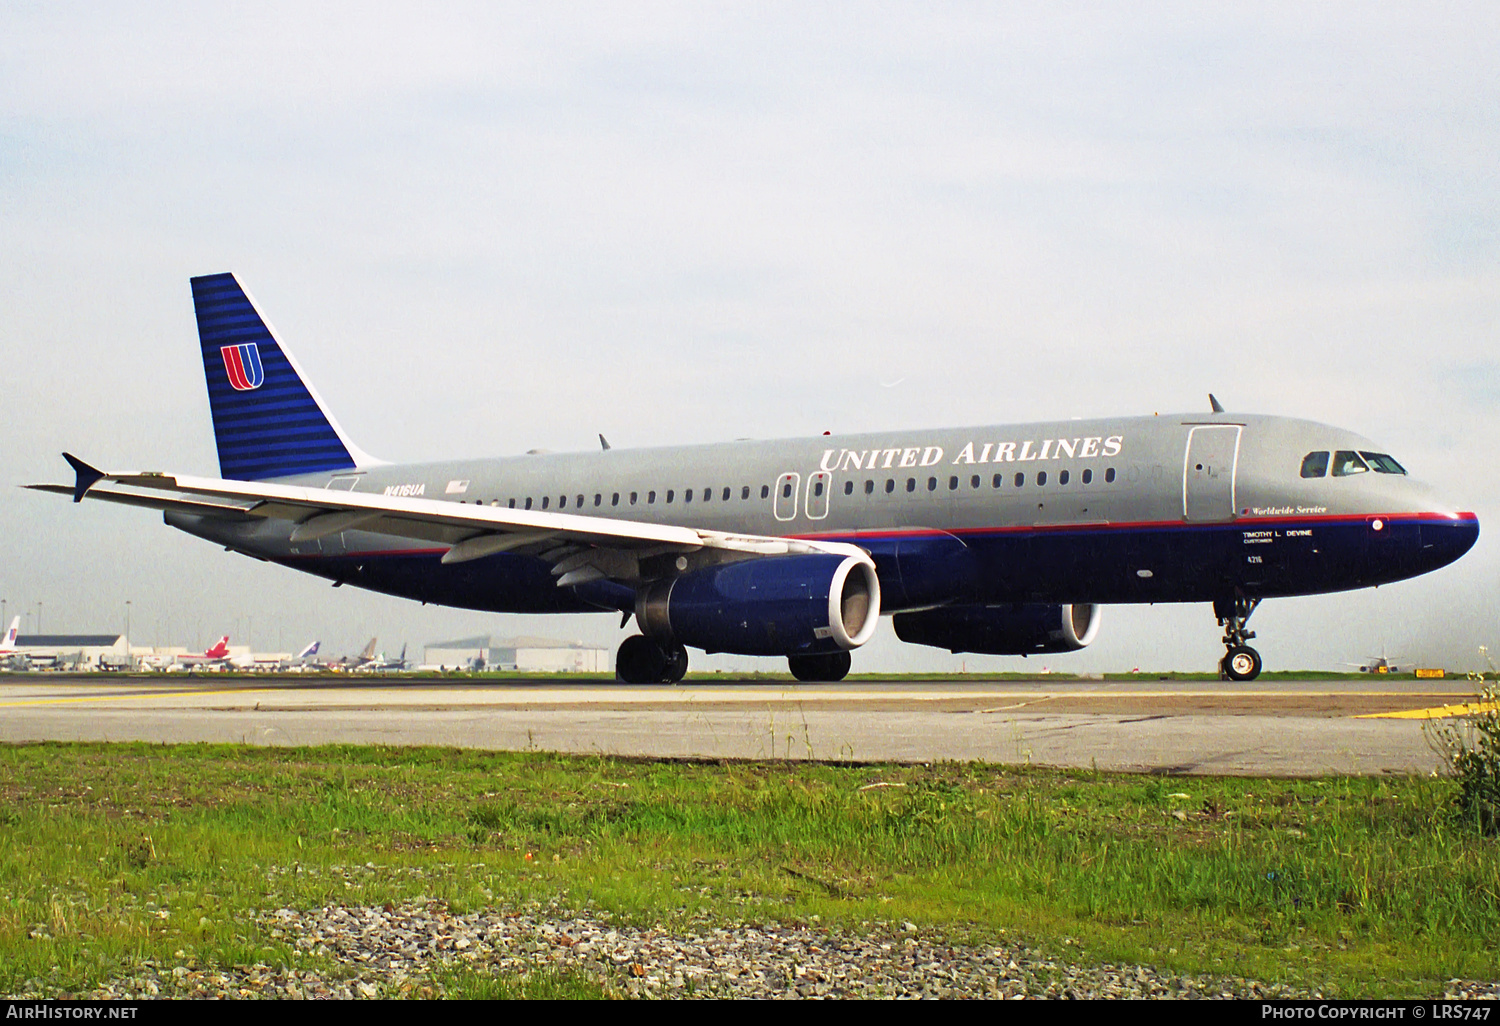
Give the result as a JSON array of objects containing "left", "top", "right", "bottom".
[
  {"left": 893, "top": 603, "right": 1100, "bottom": 655},
  {"left": 637, "top": 553, "right": 880, "bottom": 656}
]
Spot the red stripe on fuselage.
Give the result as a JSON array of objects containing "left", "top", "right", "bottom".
[{"left": 278, "top": 510, "right": 1474, "bottom": 563}]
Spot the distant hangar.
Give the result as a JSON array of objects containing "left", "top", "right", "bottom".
[{"left": 423, "top": 635, "right": 610, "bottom": 673}]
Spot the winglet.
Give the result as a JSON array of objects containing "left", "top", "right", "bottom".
[
  {"left": 599, "top": 434, "right": 612, "bottom": 451},
  {"left": 62, "top": 452, "right": 106, "bottom": 503},
  {"left": 1208, "top": 394, "right": 1225, "bottom": 414}
]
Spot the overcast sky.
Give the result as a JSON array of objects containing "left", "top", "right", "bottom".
[{"left": 2, "top": 3, "right": 1496, "bottom": 673}]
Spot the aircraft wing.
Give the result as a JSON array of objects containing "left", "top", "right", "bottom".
[{"left": 29, "top": 454, "right": 869, "bottom": 587}]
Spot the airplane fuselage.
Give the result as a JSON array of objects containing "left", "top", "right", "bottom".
[{"left": 170, "top": 411, "right": 1478, "bottom": 618}]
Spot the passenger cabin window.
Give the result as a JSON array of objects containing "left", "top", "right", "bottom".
[
  {"left": 1082, "top": 468, "right": 1093, "bottom": 484},
  {"left": 630, "top": 492, "right": 638, "bottom": 505},
  {"left": 1015, "top": 473, "right": 1024, "bottom": 487},
  {"left": 906, "top": 478, "right": 916, "bottom": 492},
  {"left": 927, "top": 477, "right": 937, "bottom": 491},
  {"left": 1105, "top": 468, "right": 1116, "bottom": 483},
  {"left": 1059, "top": 470, "right": 1069, "bottom": 485},
  {"left": 508, "top": 499, "right": 516, "bottom": 508},
  {"left": 612, "top": 493, "right": 620, "bottom": 506},
  {"left": 864, "top": 480, "right": 874, "bottom": 494},
  {"left": 703, "top": 488, "right": 712, "bottom": 502},
  {"left": 542, "top": 496, "right": 550, "bottom": 509},
  {"left": 885, "top": 479, "right": 895, "bottom": 493},
  {"left": 666, "top": 489, "right": 675, "bottom": 503},
  {"left": 683, "top": 489, "right": 691, "bottom": 503},
  {"left": 948, "top": 476, "right": 959, "bottom": 490},
  {"left": 1332, "top": 451, "right": 1369, "bottom": 477},
  {"left": 1037, "top": 471, "right": 1047, "bottom": 486},
  {"left": 525, "top": 497, "right": 533, "bottom": 510},
  {"left": 1360, "top": 452, "right": 1407, "bottom": 475},
  {"left": 723, "top": 488, "right": 731, "bottom": 501},
  {"left": 760, "top": 485, "right": 770, "bottom": 499},
  {"left": 648, "top": 490, "right": 657, "bottom": 503},
  {"left": 971, "top": 475, "right": 980, "bottom": 489},
  {"left": 558, "top": 496, "right": 565, "bottom": 509},
  {"left": 577, "top": 494, "right": 584, "bottom": 508},
  {"left": 992, "top": 474, "right": 1002, "bottom": 488},
  {"left": 844, "top": 480, "right": 854, "bottom": 495},
  {"left": 741, "top": 486, "right": 750, "bottom": 500},
  {"left": 594, "top": 494, "right": 602, "bottom": 507},
  {"left": 1301, "top": 451, "right": 1330, "bottom": 478}
]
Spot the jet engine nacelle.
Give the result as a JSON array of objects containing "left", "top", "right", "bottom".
[
  {"left": 893, "top": 602, "right": 1101, "bottom": 655},
  {"left": 636, "top": 553, "right": 881, "bottom": 657}
]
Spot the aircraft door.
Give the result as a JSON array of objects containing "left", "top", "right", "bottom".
[
  {"left": 805, "top": 471, "right": 832, "bottom": 520},
  {"left": 773, "top": 472, "right": 800, "bottom": 521},
  {"left": 1183, "top": 425, "right": 1242, "bottom": 522}
]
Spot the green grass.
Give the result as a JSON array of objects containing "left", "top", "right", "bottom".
[{"left": 2, "top": 742, "right": 1498, "bottom": 998}]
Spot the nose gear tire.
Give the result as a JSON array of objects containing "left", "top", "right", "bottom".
[{"left": 1222, "top": 645, "right": 1262, "bottom": 682}]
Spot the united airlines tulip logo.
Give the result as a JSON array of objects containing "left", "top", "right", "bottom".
[{"left": 220, "top": 343, "right": 265, "bottom": 391}]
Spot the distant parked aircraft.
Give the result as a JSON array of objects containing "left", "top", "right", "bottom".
[
  {"left": 333, "top": 637, "right": 378, "bottom": 671},
  {"left": 359, "top": 643, "right": 408, "bottom": 673},
  {"left": 175, "top": 636, "right": 232, "bottom": 668}
]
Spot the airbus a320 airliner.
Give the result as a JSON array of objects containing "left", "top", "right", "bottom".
[{"left": 30, "top": 273, "right": 1479, "bottom": 682}]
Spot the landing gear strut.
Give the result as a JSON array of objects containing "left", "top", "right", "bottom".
[
  {"left": 1214, "top": 596, "right": 1263, "bottom": 681},
  {"left": 615, "top": 635, "right": 689, "bottom": 684}
]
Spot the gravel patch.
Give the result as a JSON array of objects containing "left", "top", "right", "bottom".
[{"left": 13, "top": 900, "right": 1500, "bottom": 1000}]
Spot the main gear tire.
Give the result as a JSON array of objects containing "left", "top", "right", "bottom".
[
  {"left": 616, "top": 635, "right": 667, "bottom": 684},
  {"left": 788, "top": 651, "right": 852, "bottom": 683},
  {"left": 663, "top": 644, "right": 689, "bottom": 684}
]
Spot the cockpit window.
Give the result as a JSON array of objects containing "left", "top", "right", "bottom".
[
  {"left": 1300, "top": 451, "right": 1329, "bottom": 478},
  {"left": 1331, "top": 450, "right": 1370, "bottom": 476},
  {"left": 1359, "top": 452, "right": 1407, "bottom": 475}
]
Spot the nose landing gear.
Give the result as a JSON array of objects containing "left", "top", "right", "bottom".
[{"left": 1214, "top": 596, "right": 1263, "bottom": 681}]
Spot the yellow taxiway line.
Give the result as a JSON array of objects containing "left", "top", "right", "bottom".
[
  {"left": 1358, "top": 702, "right": 1500, "bottom": 720},
  {"left": 0, "top": 687, "right": 277, "bottom": 708}
]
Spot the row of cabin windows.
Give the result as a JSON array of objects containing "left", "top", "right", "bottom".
[
  {"left": 504, "top": 485, "right": 763, "bottom": 510},
  {"left": 489, "top": 466, "right": 1119, "bottom": 511},
  {"left": 846, "top": 467, "right": 1117, "bottom": 495}
]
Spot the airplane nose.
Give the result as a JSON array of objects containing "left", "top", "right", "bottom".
[{"left": 1422, "top": 513, "right": 1480, "bottom": 573}]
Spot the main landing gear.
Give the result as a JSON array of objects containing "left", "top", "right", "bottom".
[
  {"left": 615, "top": 635, "right": 689, "bottom": 684},
  {"left": 788, "top": 652, "right": 852, "bottom": 683},
  {"left": 1214, "top": 595, "right": 1263, "bottom": 681},
  {"left": 614, "top": 637, "right": 855, "bottom": 684}
]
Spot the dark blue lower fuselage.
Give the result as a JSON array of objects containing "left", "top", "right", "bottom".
[{"left": 245, "top": 511, "right": 1478, "bottom": 616}]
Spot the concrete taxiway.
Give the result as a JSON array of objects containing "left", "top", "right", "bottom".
[{"left": 0, "top": 674, "right": 1482, "bottom": 776}]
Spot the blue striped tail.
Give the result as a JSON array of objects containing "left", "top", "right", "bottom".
[{"left": 191, "top": 273, "right": 369, "bottom": 481}]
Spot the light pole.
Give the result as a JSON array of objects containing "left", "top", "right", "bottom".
[
  {"left": 125, "top": 600, "right": 132, "bottom": 642},
  {"left": 36, "top": 601, "right": 42, "bottom": 636}
]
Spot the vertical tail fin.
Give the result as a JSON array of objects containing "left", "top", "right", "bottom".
[
  {"left": 0, "top": 616, "right": 18, "bottom": 652},
  {"left": 190, "top": 273, "right": 379, "bottom": 481}
]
